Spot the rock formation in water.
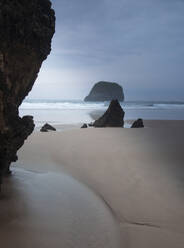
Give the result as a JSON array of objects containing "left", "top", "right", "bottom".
[
  {"left": 40, "top": 123, "right": 56, "bottom": 132},
  {"left": 93, "top": 100, "right": 125, "bottom": 127},
  {"left": 84, "top": 81, "right": 124, "bottom": 102},
  {"left": 131, "top": 119, "right": 144, "bottom": 128},
  {"left": 0, "top": 0, "right": 55, "bottom": 186}
]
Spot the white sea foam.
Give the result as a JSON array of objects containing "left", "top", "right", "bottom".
[
  {"left": 20, "top": 100, "right": 106, "bottom": 110},
  {"left": 19, "top": 99, "right": 184, "bottom": 111},
  {"left": 19, "top": 99, "right": 184, "bottom": 127}
]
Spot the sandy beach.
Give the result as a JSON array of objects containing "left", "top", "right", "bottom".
[
  {"left": 1, "top": 120, "right": 184, "bottom": 247},
  {"left": 1, "top": 0, "right": 184, "bottom": 247}
]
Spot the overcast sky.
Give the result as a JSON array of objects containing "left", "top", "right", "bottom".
[{"left": 28, "top": 0, "right": 184, "bottom": 101}]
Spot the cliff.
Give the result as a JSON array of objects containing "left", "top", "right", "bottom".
[
  {"left": 84, "top": 81, "right": 124, "bottom": 102},
  {"left": 0, "top": 0, "right": 55, "bottom": 186}
]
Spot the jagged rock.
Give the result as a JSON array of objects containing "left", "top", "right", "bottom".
[
  {"left": 93, "top": 100, "right": 125, "bottom": 127},
  {"left": 0, "top": 0, "right": 55, "bottom": 186},
  {"left": 81, "top": 123, "right": 88, "bottom": 128},
  {"left": 88, "top": 122, "right": 94, "bottom": 127},
  {"left": 40, "top": 127, "right": 48, "bottom": 132},
  {"left": 131, "top": 119, "right": 144, "bottom": 128},
  {"left": 40, "top": 123, "right": 56, "bottom": 132},
  {"left": 84, "top": 81, "right": 124, "bottom": 102}
]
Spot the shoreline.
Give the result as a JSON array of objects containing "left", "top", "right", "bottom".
[
  {"left": 20, "top": 101, "right": 184, "bottom": 130},
  {"left": 1, "top": 120, "right": 184, "bottom": 247},
  {"left": 34, "top": 119, "right": 184, "bottom": 132}
]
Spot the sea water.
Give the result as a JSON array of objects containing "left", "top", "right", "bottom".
[{"left": 19, "top": 99, "right": 184, "bottom": 127}]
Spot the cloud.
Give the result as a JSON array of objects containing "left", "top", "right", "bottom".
[{"left": 32, "top": 0, "right": 184, "bottom": 100}]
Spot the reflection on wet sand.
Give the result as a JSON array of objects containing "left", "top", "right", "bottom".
[{"left": 0, "top": 168, "right": 121, "bottom": 248}]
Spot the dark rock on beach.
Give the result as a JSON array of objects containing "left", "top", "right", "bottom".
[
  {"left": 81, "top": 123, "right": 88, "bottom": 128},
  {"left": 84, "top": 81, "right": 124, "bottom": 102},
  {"left": 94, "top": 100, "right": 125, "bottom": 127},
  {"left": 131, "top": 119, "right": 144, "bottom": 128},
  {"left": 40, "top": 123, "right": 56, "bottom": 132},
  {"left": 40, "top": 127, "right": 48, "bottom": 132},
  {"left": 0, "top": 0, "right": 55, "bottom": 186},
  {"left": 88, "top": 122, "right": 94, "bottom": 127}
]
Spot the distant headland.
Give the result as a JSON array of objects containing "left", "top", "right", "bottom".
[{"left": 84, "top": 81, "right": 124, "bottom": 102}]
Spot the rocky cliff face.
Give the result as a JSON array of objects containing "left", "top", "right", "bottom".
[
  {"left": 93, "top": 100, "right": 125, "bottom": 127},
  {"left": 0, "top": 0, "right": 55, "bottom": 186},
  {"left": 84, "top": 81, "right": 124, "bottom": 102}
]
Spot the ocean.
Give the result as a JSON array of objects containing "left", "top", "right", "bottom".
[{"left": 19, "top": 99, "right": 184, "bottom": 128}]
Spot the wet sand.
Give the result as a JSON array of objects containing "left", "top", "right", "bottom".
[
  {"left": 1, "top": 120, "right": 184, "bottom": 247},
  {"left": 0, "top": 168, "right": 121, "bottom": 248}
]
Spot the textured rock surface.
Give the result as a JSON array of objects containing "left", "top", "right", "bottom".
[
  {"left": 81, "top": 123, "right": 88, "bottom": 128},
  {"left": 40, "top": 123, "right": 56, "bottom": 132},
  {"left": 94, "top": 100, "right": 125, "bottom": 127},
  {"left": 0, "top": 0, "right": 55, "bottom": 185},
  {"left": 131, "top": 119, "right": 144, "bottom": 128},
  {"left": 84, "top": 81, "right": 124, "bottom": 102}
]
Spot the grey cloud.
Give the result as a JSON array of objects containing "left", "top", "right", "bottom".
[{"left": 36, "top": 0, "right": 184, "bottom": 100}]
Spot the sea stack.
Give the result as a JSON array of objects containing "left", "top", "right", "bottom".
[
  {"left": 0, "top": 0, "right": 55, "bottom": 185},
  {"left": 84, "top": 81, "right": 124, "bottom": 102},
  {"left": 93, "top": 99, "right": 125, "bottom": 127}
]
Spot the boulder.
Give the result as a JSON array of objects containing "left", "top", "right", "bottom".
[
  {"left": 88, "top": 122, "right": 94, "bottom": 127},
  {"left": 93, "top": 100, "right": 125, "bottom": 127},
  {"left": 40, "top": 127, "right": 48, "bottom": 132},
  {"left": 81, "top": 123, "right": 88, "bottom": 128},
  {"left": 40, "top": 123, "right": 56, "bottom": 132},
  {"left": 84, "top": 81, "right": 124, "bottom": 102},
  {"left": 0, "top": 0, "right": 55, "bottom": 186},
  {"left": 131, "top": 119, "right": 144, "bottom": 128}
]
